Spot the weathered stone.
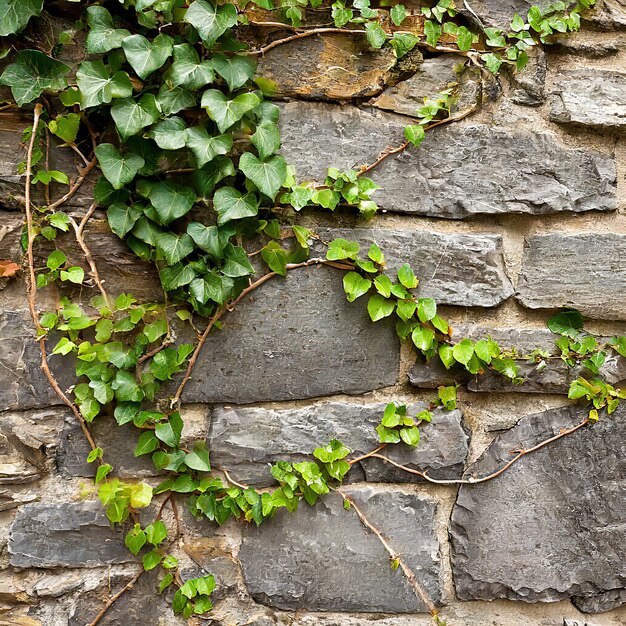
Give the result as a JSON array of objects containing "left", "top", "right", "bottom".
[
  {"left": 9, "top": 502, "right": 133, "bottom": 568},
  {"left": 550, "top": 70, "right": 626, "bottom": 130},
  {"left": 510, "top": 47, "right": 546, "bottom": 106},
  {"left": 279, "top": 103, "right": 617, "bottom": 217},
  {"left": 240, "top": 487, "right": 441, "bottom": 612},
  {"left": 573, "top": 589, "right": 626, "bottom": 614},
  {"left": 210, "top": 402, "right": 467, "bottom": 485},
  {"left": 313, "top": 227, "right": 513, "bottom": 307},
  {"left": 371, "top": 55, "right": 480, "bottom": 116},
  {"left": 450, "top": 404, "right": 626, "bottom": 608},
  {"left": 257, "top": 33, "right": 401, "bottom": 100},
  {"left": 517, "top": 234, "right": 626, "bottom": 321},
  {"left": 182, "top": 265, "right": 399, "bottom": 404},
  {"left": 582, "top": 0, "right": 626, "bottom": 30}
]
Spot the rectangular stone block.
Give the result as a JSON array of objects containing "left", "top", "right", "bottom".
[
  {"left": 279, "top": 102, "right": 617, "bottom": 218},
  {"left": 517, "top": 233, "right": 626, "bottom": 321},
  {"left": 239, "top": 487, "right": 442, "bottom": 613},
  {"left": 210, "top": 402, "right": 468, "bottom": 485},
  {"left": 9, "top": 502, "right": 133, "bottom": 568},
  {"left": 182, "top": 265, "right": 400, "bottom": 404}
]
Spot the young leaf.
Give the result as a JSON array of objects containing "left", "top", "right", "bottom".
[
  {"left": 327, "top": 238, "right": 359, "bottom": 261},
  {"left": 365, "top": 22, "right": 387, "bottom": 49},
  {"left": 185, "top": 441, "right": 212, "bottom": 472},
  {"left": 261, "top": 241, "right": 288, "bottom": 276},
  {"left": 367, "top": 294, "right": 395, "bottom": 322},
  {"left": 397, "top": 263, "right": 418, "bottom": 289},
  {"left": 390, "top": 4, "right": 407, "bottom": 26},
  {"left": 343, "top": 272, "right": 372, "bottom": 302}
]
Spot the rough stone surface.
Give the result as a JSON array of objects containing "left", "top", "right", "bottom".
[
  {"left": 257, "top": 33, "right": 401, "bottom": 100},
  {"left": 9, "top": 502, "right": 133, "bottom": 568},
  {"left": 517, "top": 234, "right": 626, "bottom": 321},
  {"left": 210, "top": 402, "right": 468, "bottom": 485},
  {"left": 239, "top": 487, "right": 441, "bottom": 612},
  {"left": 550, "top": 70, "right": 626, "bottom": 130},
  {"left": 183, "top": 265, "right": 399, "bottom": 404},
  {"left": 450, "top": 404, "right": 626, "bottom": 608},
  {"left": 279, "top": 103, "right": 617, "bottom": 218},
  {"left": 510, "top": 48, "right": 547, "bottom": 106},
  {"left": 313, "top": 227, "right": 514, "bottom": 307},
  {"left": 371, "top": 55, "right": 480, "bottom": 117}
]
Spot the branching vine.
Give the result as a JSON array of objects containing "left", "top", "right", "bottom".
[{"left": 0, "top": 0, "right": 623, "bottom": 623}]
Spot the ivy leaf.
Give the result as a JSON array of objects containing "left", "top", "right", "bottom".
[
  {"left": 0, "top": 50, "right": 69, "bottom": 106},
  {"left": 160, "top": 263, "right": 196, "bottom": 290},
  {"left": 144, "top": 181, "right": 196, "bottom": 225},
  {"left": 367, "top": 294, "right": 395, "bottom": 322},
  {"left": 412, "top": 325, "right": 435, "bottom": 351},
  {"left": 76, "top": 61, "right": 133, "bottom": 109},
  {"left": 457, "top": 25, "right": 473, "bottom": 51},
  {"left": 251, "top": 121, "right": 281, "bottom": 160},
  {"left": 157, "top": 84, "right": 196, "bottom": 116},
  {"left": 390, "top": 4, "right": 407, "bottom": 26},
  {"left": 189, "top": 272, "right": 233, "bottom": 304},
  {"left": 404, "top": 124, "right": 425, "bottom": 147},
  {"left": 129, "top": 482, "right": 153, "bottom": 508},
  {"left": 200, "top": 89, "right": 260, "bottom": 133},
  {"left": 125, "top": 525, "right": 147, "bottom": 556},
  {"left": 397, "top": 263, "right": 418, "bottom": 289},
  {"left": 365, "top": 22, "right": 387, "bottom": 49},
  {"left": 112, "top": 370, "right": 144, "bottom": 402},
  {"left": 343, "top": 272, "right": 372, "bottom": 302},
  {"left": 106, "top": 202, "right": 141, "bottom": 237},
  {"left": 547, "top": 310, "right": 583, "bottom": 338},
  {"left": 143, "top": 549, "right": 163, "bottom": 571},
  {"left": 185, "top": 441, "right": 211, "bottom": 472},
  {"left": 111, "top": 94, "right": 160, "bottom": 139},
  {"left": 210, "top": 53, "right": 256, "bottom": 91},
  {"left": 187, "top": 223, "right": 227, "bottom": 260},
  {"left": 95, "top": 144, "right": 145, "bottom": 190},
  {"left": 185, "top": 127, "right": 233, "bottom": 168},
  {"left": 417, "top": 297, "right": 436, "bottom": 322},
  {"left": 483, "top": 52, "right": 502, "bottom": 74},
  {"left": 155, "top": 411, "right": 183, "bottom": 448},
  {"left": 213, "top": 186, "right": 259, "bottom": 224},
  {"left": 390, "top": 32, "right": 419, "bottom": 59},
  {"left": 327, "top": 238, "right": 359, "bottom": 261},
  {"left": 85, "top": 6, "right": 131, "bottom": 54},
  {"left": 313, "top": 439, "right": 350, "bottom": 463},
  {"left": 48, "top": 113, "right": 80, "bottom": 143},
  {"left": 164, "top": 43, "right": 215, "bottom": 90},
  {"left": 0, "top": 0, "right": 42, "bottom": 36},
  {"left": 221, "top": 244, "right": 254, "bottom": 278},
  {"left": 452, "top": 338, "right": 474, "bottom": 365},
  {"left": 424, "top": 20, "right": 442, "bottom": 47},
  {"left": 400, "top": 426, "right": 420, "bottom": 447},
  {"left": 156, "top": 233, "right": 195, "bottom": 265},
  {"left": 146, "top": 117, "right": 188, "bottom": 150},
  {"left": 185, "top": 0, "right": 238, "bottom": 47},
  {"left": 122, "top": 33, "right": 173, "bottom": 80},
  {"left": 261, "top": 241, "right": 288, "bottom": 276},
  {"left": 238, "top": 153, "right": 287, "bottom": 200}
]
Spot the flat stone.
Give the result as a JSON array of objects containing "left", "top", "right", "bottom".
[
  {"left": 279, "top": 103, "right": 617, "bottom": 218},
  {"left": 210, "top": 402, "right": 467, "bottom": 485},
  {"left": 550, "top": 69, "right": 626, "bottom": 130},
  {"left": 582, "top": 0, "right": 626, "bottom": 30},
  {"left": 240, "top": 487, "right": 441, "bottom": 612},
  {"left": 510, "top": 47, "right": 546, "bottom": 106},
  {"left": 371, "top": 55, "right": 480, "bottom": 117},
  {"left": 517, "top": 233, "right": 626, "bottom": 321},
  {"left": 450, "top": 404, "right": 626, "bottom": 608},
  {"left": 9, "top": 502, "right": 133, "bottom": 568},
  {"left": 459, "top": 1, "right": 546, "bottom": 29},
  {"left": 312, "top": 227, "right": 513, "bottom": 308},
  {"left": 257, "top": 33, "right": 401, "bottom": 100},
  {"left": 182, "top": 265, "right": 399, "bottom": 404}
]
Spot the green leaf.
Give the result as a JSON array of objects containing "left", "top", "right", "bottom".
[
  {"left": 159, "top": 573, "right": 174, "bottom": 593},
  {"left": 143, "top": 318, "right": 168, "bottom": 343},
  {"left": 213, "top": 186, "right": 259, "bottom": 224},
  {"left": 122, "top": 33, "right": 173, "bottom": 80},
  {"left": 609, "top": 336, "right": 626, "bottom": 358},
  {"left": 0, "top": 50, "right": 69, "bottom": 106},
  {"left": 160, "top": 263, "right": 196, "bottom": 290},
  {"left": 313, "top": 439, "right": 350, "bottom": 463},
  {"left": 142, "top": 549, "right": 163, "bottom": 571},
  {"left": 374, "top": 275, "right": 392, "bottom": 298},
  {"left": 164, "top": 44, "right": 215, "bottom": 90},
  {"left": 210, "top": 53, "right": 256, "bottom": 91},
  {"left": 261, "top": 241, "right": 288, "bottom": 276},
  {"left": 390, "top": 4, "right": 407, "bottom": 26},
  {"left": 76, "top": 61, "right": 133, "bottom": 109},
  {"left": 107, "top": 203, "right": 141, "bottom": 238},
  {"left": 156, "top": 233, "right": 195, "bottom": 265},
  {"left": 185, "top": 0, "right": 238, "bottom": 47},
  {"left": 397, "top": 263, "right": 418, "bottom": 289},
  {"left": 456, "top": 25, "right": 473, "bottom": 51},
  {"left": 155, "top": 412, "right": 183, "bottom": 448},
  {"left": 326, "top": 238, "right": 359, "bottom": 261},
  {"left": 365, "top": 22, "right": 386, "bottom": 48},
  {"left": 48, "top": 113, "right": 80, "bottom": 143},
  {"left": 251, "top": 121, "right": 281, "bottom": 160},
  {"left": 376, "top": 424, "right": 401, "bottom": 444},
  {"left": 412, "top": 325, "right": 435, "bottom": 351},
  {"left": 400, "top": 426, "right": 420, "bottom": 447},
  {"left": 396, "top": 299, "right": 417, "bottom": 322},
  {"left": 47, "top": 249, "right": 67, "bottom": 271},
  {"left": 368, "top": 243, "right": 384, "bottom": 265},
  {"left": 547, "top": 310, "right": 584, "bottom": 338},
  {"left": 343, "top": 272, "right": 372, "bottom": 302},
  {"left": 157, "top": 84, "right": 195, "bottom": 116},
  {"left": 130, "top": 482, "right": 153, "bottom": 508},
  {"left": 417, "top": 297, "right": 436, "bottom": 322},
  {"left": 404, "top": 124, "right": 425, "bottom": 147},
  {"left": 111, "top": 94, "right": 160, "bottom": 139},
  {"left": 114, "top": 402, "right": 140, "bottom": 425},
  {"left": 424, "top": 20, "right": 442, "bottom": 47},
  {"left": 185, "top": 441, "right": 211, "bottom": 472},
  {"left": 187, "top": 222, "right": 226, "bottom": 260},
  {"left": 112, "top": 370, "right": 144, "bottom": 402},
  {"left": 238, "top": 153, "right": 287, "bottom": 200},
  {"left": 85, "top": 6, "right": 131, "bottom": 54},
  {"left": 146, "top": 117, "right": 188, "bottom": 151},
  {"left": 125, "top": 525, "right": 147, "bottom": 555},
  {"left": 453, "top": 338, "right": 474, "bottom": 365},
  {"left": 438, "top": 385, "right": 457, "bottom": 410},
  {"left": 0, "top": 0, "right": 42, "bottom": 36},
  {"left": 95, "top": 144, "right": 144, "bottom": 190},
  {"left": 95, "top": 463, "right": 112, "bottom": 484},
  {"left": 222, "top": 244, "right": 254, "bottom": 277},
  {"left": 190, "top": 272, "right": 234, "bottom": 304},
  {"left": 367, "top": 294, "right": 395, "bottom": 322},
  {"left": 483, "top": 52, "right": 502, "bottom": 74},
  {"left": 145, "top": 181, "right": 196, "bottom": 225},
  {"left": 390, "top": 32, "right": 419, "bottom": 59},
  {"left": 511, "top": 13, "right": 525, "bottom": 32},
  {"left": 145, "top": 520, "right": 168, "bottom": 546},
  {"left": 134, "top": 431, "right": 159, "bottom": 456},
  {"left": 201, "top": 90, "right": 260, "bottom": 132},
  {"left": 185, "top": 127, "right": 233, "bottom": 168}
]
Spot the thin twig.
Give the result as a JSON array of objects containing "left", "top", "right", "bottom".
[
  {"left": 86, "top": 569, "right": 145, "bottom": 626},
  {"left": 68, "top": 141, "right": 92, "bottom": 167},
  {"left": 221, "top": 468, "right": 249, "bottom": 490},
  {"left": 46, "top": 157, "right": 97, "bottom": 211},
  {"left": 248, "top": 27, "right": 367, "bottom": 56},
  {"left": 348, "top": 443, "right": 387, "bottom": 465},
  {"left": 339, "top": 491, "right": 440, "bottom": 618}
]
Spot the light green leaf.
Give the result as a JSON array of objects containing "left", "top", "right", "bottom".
[
  {"left": 185, "top": 441, "right": 211, "bottom": 472},
  {"left": 48, "top": 113, "right": 80, "bottom": 143},
  {"left": 390, "top": 32, "right": 419, "bottom": 58},
  {"left": 404, "top": 124, "right": 425, "bottom": 147},
  {"left": 155, "top": 411, "right": 183, "bottom": 447},
  {"left": 365, "top": 22, "right": 386, "bottom": 48},
  {"left": 185, "top": 127, "right": 233, "bottom": 168},
  {"left": 60, "top": 266, "right": 84, "bottom": 284},
  {"left": 424, "top": 19, "right": 442, "bottom": 47},
  {"left": 390, "top": 4, "right": 407, "bottom": 26},
  {"left": 95, "top": 143, "right": 145, "bottom": 190},
  {"left": 112, "top": 370, "right": 144, "bottom": 402},
  {"left": 343, "top": 272, "right": 372, "bottom": 302},
  {"left": 146, "top": 117, "right": 188, "bottom": 150},
  {"left": 417, "top": 297, "right": 436, "bottom": 322},
  {"left": 111, "top": 93, "right": 160, "bottom": 139},
  {"left": 201, "top": 89, "right": 260, "bottom": 132},
  {"left": 85, "top": 6, "right": 131, "bottom": 54},
  {"left": 76, "top": 61, "right": 133, "bottom": 109},
  {"left": 122, "top": 33, "right": 173, "bottom": 80},
  {"left": 164, "top": 43, "right": 214, "bottom": 90},
  {"left": 457, "top": 25, "right": 473, "bottom": 51},
  {"left": 238, "top": 152, "right": 286, "bottom": 200},
  {"left": 412, "top": 325, "right": 435, "bottom": 351},
  {"left": 367, "top": 294, "right": 395, "bottom": 322},
  {"left": 397, "top": 263, "right": 418, "bottom": 289},
  {"left": 210, "top": 53, "right": 256, "bottom": 91},
  {"left": 213, "top": 186, "right": 259, "bottom": 224},
  {"left": 0, "top": 50, "right": 69, "bottom": 106},
  {"left": 130, "top": 482, "right": 153, "bottom": 508},
  {"left": 156, "top": 232, "right": 195, "bottom": 265},
  {"left": 327, "top": 238, "right": 359, "bottom": 261},
  {"left": 185, "top": 0, "right": 238, "bottom": 47},
  {"left": 261, "top": 241, "right": 288, "bottom": 276},
  {"left": 452, "top": 338, "right": 474, "bottom": 365}
]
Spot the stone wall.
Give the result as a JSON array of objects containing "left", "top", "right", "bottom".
[{"left": 1, "top": 1, "right": 626, "bottom": 625}]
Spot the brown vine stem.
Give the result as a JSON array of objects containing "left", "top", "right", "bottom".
[
  {"left": 221, "top": 467, "right": 249, "bottom": 490},
  {"left": 170, "top": 258, "right": 353, "bottom": 407},
  {"left": 46, "top": 157, "right": 97, "bottom": 212},
  {"left": 357, "top": 418, "right": 590, "bottom": 485},
  {"left": 338, "top": 491, "right": 440, "bottom": 618},
  {"left": 23, "top": 104, "right": 98, "bottom": 452},
  {"left": 86, "top": 569, "right": 145, "bottom": 626},
  {"left": 248, "top": 27, "right": 366, "bottom": 56}
]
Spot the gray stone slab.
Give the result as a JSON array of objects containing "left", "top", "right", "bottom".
[
  {"left": 550, "top": 70, "right": 626, "bottom": 130},
  {"left": 9, "top": 501, "right": 133, "bottom": 568},
  {"left": 312, "top": 227, "right": 514, "bottom": 308},
  {"left": 239, "top": 487, "right": 441, "bottom": 612},
  {"left": 182, "top": 265, "right": 399, "bottom": 404},
  {"left": 279, "top": 103, "right": 616, "bottom": 218},
  {"left": 517, "top": 233, "right": 626, "bottom": 321},
  {"left": 510, "top": 47, "right": 546, "bottom": 106},
  {"left": 210, "top": 402, "right": 467, "bottom": 485},
  {"left": 450, "top": 404, "right": 626, "bottom": 608}
]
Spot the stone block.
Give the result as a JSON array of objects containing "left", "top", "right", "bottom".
[
  {"left": 517, "top": 233, "right": 626, "bottom": 321},
  {"left": 182, "top": 265, "right": 399, "bottom": 404},
  {"left": 209, "top": 402, "right": 468, "bottom": 485},
  {"left": 239, "top": 487, "right": 441, "bottom": 612},
  {"left": 450, "top": 404, "right": 626, "bottom": 609},
  {"left": 279, "top": 103, "right": 616, "bottom": 218}
]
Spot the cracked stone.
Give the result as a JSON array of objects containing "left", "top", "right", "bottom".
[
  {"left": 450, "top": 403, "right": 626, "bottom": 609},
  {"left": 510, "top": 47, "right": 546, "bottom": 106},
  {"left": 240, "top": 487, "right": 441, "bottom": 613}
]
